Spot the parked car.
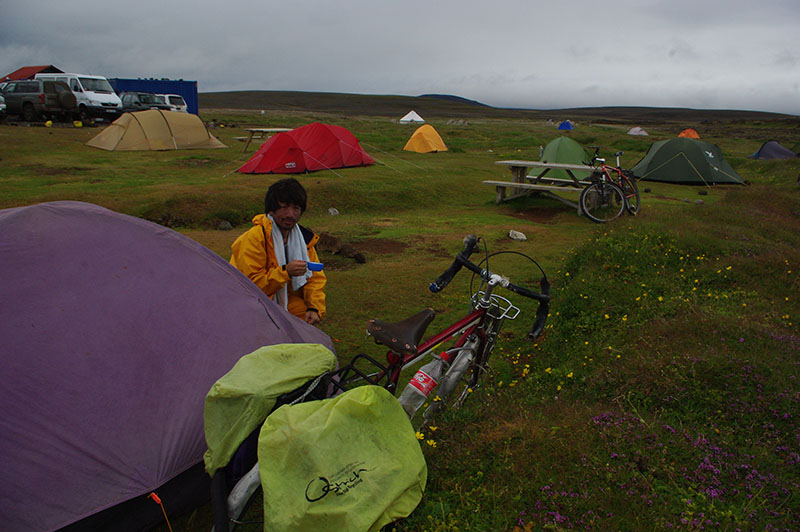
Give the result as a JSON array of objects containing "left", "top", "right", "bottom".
[
  {"left": 0, "top": 93, "right": 6, "bottom": 120},
  {"left": 34, "top": 73, "right": 123, "bottom": 122},
  {"left": 1, "top": 79, "right": 78, "bottom": 122},
  {"left": 157, "top": 93, "right": 188, "bottom": 112},
  {"left": 120, "top": 92, "right": 172, "bottom": 112}
]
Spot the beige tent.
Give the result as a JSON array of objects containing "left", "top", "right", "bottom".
[
  {"left": 87, "top": 110, "right": 226, "bottom": 151},
  {"left": 403, "top": 124, "right": 447, "bottom": 153}
]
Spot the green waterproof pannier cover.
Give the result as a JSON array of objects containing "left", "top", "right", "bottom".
[
  {"left": 258, "top": 385, "right": 427, "bottom": 532},
  {"left": 203, "top": 343, "right": 337, "bottom": 477}
]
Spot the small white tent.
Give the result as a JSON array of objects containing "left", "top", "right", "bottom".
[
  {"left": 399, "top": 110, "right": 425, "bottom": 123},
  {"left": 627, "top": 127, "right": 649, "bottom": 136}
]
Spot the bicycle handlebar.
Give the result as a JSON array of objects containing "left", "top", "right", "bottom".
[
  {"left": 429, "top": 234, "right": 478, "bottom": 293},
  {"left": 584, "top": 146, "right": 624, "bottom": 168},
  {"left": 430, "top": 235, "right": 551, "bottom": 339}
]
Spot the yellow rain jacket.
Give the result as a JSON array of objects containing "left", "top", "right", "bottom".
[{"left": 230, "top": 214, "right": 326, "bottom": 320}]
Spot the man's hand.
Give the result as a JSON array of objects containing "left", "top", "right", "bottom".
[
  {"left": 305, "top": 310, "right": 321, "bottom": 325},
  {"left": 285, "top": 260, "right": 308, "bottom": 277}
]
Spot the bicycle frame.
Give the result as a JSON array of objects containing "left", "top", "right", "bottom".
[
  {"left": 353, "top": 271, "right": 521, "bottom": 394},
  {"left": 588, "top": 148, "right": 639, "bottom": 215}
]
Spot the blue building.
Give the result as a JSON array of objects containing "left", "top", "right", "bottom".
[{"left": 108, "top": 78, "right": 199, "bottom": 114}]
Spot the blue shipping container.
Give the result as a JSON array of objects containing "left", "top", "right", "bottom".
[{"left": 108, "top": 78, "right": 199, "bottom": 115}]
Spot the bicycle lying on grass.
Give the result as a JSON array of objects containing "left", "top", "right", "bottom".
[
  {"left": 209, "top": 234, "right": 551, "bottom": 531},
  {"left": 580, "top": 146, "right": 640, "bottom": 223}
]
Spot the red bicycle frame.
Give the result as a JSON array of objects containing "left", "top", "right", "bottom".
[{"left": 378, "top": 307, "right": 486, "bottom": 393}]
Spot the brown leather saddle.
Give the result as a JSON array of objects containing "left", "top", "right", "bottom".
[{"left": 366, "top": 308, "right": 436, "bottom": 356}]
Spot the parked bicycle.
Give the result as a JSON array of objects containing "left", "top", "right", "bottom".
[
  {"left": 209, "top": 234, "right": 551, "bottom": 531},
  {"left": 580, "top": 146, "right": 640, "bottom": 223}
]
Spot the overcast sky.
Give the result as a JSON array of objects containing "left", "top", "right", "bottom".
[{"left": 2, "top": 0, "right": 798, "bottom": 115}]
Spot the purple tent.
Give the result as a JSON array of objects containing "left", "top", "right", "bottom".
[
  {"left": 0, "top": 201, "right": 334, "bottom": 532},
  {"left": 749, "top": 140, "right": 796, "bottom": 160}
]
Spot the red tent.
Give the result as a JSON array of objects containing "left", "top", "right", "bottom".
[{"left": 238, "top": 122, "right": 374, "bottom": 174}]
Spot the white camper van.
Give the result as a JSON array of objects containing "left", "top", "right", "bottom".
[{"left": 34, "top": 73, "right": 122, "bottom": 121}]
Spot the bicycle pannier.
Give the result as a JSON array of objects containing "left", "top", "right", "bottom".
[
  {"left": 203, "top": 343, "right": 338, "bottom": 477},
  {"left": 258, "top": 385, "right": 427, "bottom": 532}
]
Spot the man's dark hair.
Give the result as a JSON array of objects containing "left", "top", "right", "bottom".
[{"left": 265, "top": 178, "right": 307, "bottom": 214}]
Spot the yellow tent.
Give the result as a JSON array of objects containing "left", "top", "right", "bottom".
[
  {"left": 403, "top": 124, "right": 447, "bottom": 153},
  {"left": 87, "top": 110, "right": 226, "bottom": 151}
]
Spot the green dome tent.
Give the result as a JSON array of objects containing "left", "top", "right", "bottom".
[
  {"left": 540, "top": 136, "right": 591, "bottom": 179},
  {"left": 631, "top": 138, "right": 745, "bottom": 185}
]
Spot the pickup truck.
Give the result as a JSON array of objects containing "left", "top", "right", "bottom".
[{"left": 1, "top": 79, "right": 78, "bottom": 122}]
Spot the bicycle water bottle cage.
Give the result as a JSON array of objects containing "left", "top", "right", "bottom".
[{"left": 367, "top": 308, "right": 436, "bottom": 356}]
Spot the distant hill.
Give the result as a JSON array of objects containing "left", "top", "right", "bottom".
[
  {"left": 199, "top": 90, "right": 797, "bottom": 124},
  {"left": 419, "top": 94, "right": 490, "bottom": 107}
]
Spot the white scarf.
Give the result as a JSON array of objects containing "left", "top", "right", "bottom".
[{"left": 268, "top": 214, "right": 312, "bottom": 309}]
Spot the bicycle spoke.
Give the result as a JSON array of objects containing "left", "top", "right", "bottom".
[
  {"left": 620, "top": 173, "right": 641, "bottom": 215},
  {"left": 580, "top": 182, "right": 625, "bottom": 223}
]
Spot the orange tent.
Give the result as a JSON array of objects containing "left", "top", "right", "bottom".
[
  {"left": 403, "top": 124, "right": 447, "bottom": 153},
  {"left": 678, "top": 128, "right": 700, "bottom": 139}
]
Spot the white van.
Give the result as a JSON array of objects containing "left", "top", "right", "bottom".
[
  {"left": 157, "top": 94, "right": 188, "bottom": 113},
  {"left": 34, "top": 73, "right": 122, "bottom": 122}
]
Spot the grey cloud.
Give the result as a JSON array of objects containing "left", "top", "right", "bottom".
[{"left": 1, "top": 0, "right": 798, "bottom": 114}]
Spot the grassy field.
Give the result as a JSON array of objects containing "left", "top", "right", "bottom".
[{"left": 1, "top": 96, "right": 799, "bottom": 531}]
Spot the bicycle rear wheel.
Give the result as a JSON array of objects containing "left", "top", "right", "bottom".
[
  {"left": 580, "top": 181, "right": 625, "bottom": 223},
  {"left": 620, "top": 172, "right": 640, "bottom": 214}
]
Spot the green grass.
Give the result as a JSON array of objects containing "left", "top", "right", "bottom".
[{"left": 1, "top": 102, "right": 799, "bottom": 531}]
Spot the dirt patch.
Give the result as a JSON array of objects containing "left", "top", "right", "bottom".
[
  {"left": 174, "top": 158, "right": 216, "bottom": 168},
  {"left": 318, "top": 232, "right": 409, "bottom": 257},
  {"left": 27, "top": 165, "right": 91, "bottom": 176},
  {"left": 507, "top": 205, "right": 571, "bottom": 224},
  {"left": 357, "top": 238, "right": 410, "bottom": 254},
  {"left": 422, "top": 242, "right": 452, "bottom": 258}
]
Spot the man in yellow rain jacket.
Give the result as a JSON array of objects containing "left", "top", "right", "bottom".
[{"left": 230, "top": 178, "right": 326, "bottom": 325}]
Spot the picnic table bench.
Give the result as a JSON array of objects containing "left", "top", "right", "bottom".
[
  {"left": 485, "top": 160, "right": 597, "bottom": 212},
  {"left": 240, "top": 128, "right": 292, "bottom": 152}
]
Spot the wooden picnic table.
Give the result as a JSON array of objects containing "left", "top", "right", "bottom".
[
  {"left": 484, "top": 160, "right": 597, "bottom": 212},
  {"left": 240, "top": 128, "right": 292, "bottom": 152}
]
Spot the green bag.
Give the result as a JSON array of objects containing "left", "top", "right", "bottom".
[
  {"left": 203, "top": 343, "right": 337, "bottom": 477},
  {"left": 258, "top": 385, "right": 427, "bottom": 532}
]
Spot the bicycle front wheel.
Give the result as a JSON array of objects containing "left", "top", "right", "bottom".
[
  {"left": 621, "top": 172, "right": 641, "bottom": 215},
  {"left": 580, "top": 181, "right": 625, "bottom": 223}
]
